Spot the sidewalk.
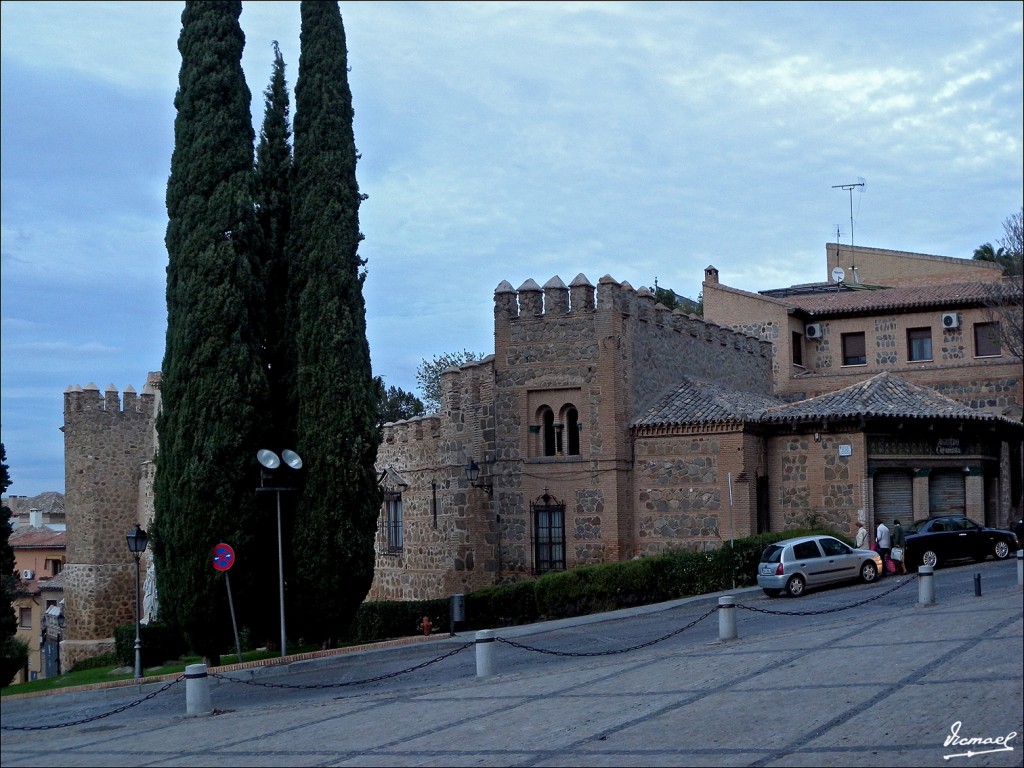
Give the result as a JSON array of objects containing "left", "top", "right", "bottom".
[{"left": 2, "top": 583, "right": 1022, "bottom": 767}]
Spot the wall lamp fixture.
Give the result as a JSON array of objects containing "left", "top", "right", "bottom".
[{"left": 465, "top": 460, "right": 493, "bottom": 495}]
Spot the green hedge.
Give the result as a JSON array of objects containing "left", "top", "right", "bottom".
[
  {"left": 341, "top": 528, "right": 839, "bottom": 644},
  {"left": 113, "top": 623, "right": 188, "bottom": 668}
]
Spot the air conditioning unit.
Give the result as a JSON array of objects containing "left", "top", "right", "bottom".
[
  {"left": 805, "top": 323, "right": 822, "bottom": 340},
  {"left": 22, "top": 570, "right": 35, "bottom": 580},
  {"left": 941, "top": 312, "right": 960, "bottom": 329}
]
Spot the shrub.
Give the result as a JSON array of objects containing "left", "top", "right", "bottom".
[
  {"left": 0, "top": 636, "right": 29, "bottom": 687},
  {"left": 69, "top": 651, "right": 118, "bottom": 672},
  {"left": 114, "top": 623, "right": 187, "bottom": 667}
]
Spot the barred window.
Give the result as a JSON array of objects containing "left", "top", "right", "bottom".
[{"left": 383, "top": 492, "right": 403, "bottom": 552}]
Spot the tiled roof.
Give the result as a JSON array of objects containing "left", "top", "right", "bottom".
[
  {"left": 9, "top": 527, "right": 67, "bottom": 549},
  {"left": 784, "top": 280, "right": 1009, "bottom": 317},
  {"left": 760, "top": 371, "right": 1022, "bottom": 425},
  {"left": 633, "top": 372, "right": 1021, "bottom": 430},
  {"left": 633, "top": 377, "right": 783, "bottom": 427},
  {"left": 39, "top": 571, "right": 66, "bottom": 591}
]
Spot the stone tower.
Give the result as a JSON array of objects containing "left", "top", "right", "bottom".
[{"left": 60, "top": 374, "right": 159, "bottom": 668}]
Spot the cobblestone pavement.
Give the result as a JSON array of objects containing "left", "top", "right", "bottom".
[{"left": 2, "top": 577, "right": 1022, "bottom": 767}]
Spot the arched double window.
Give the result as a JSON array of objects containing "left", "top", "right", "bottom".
[{"left": 536, "top": 402, "right": 581, "bottom": 457}]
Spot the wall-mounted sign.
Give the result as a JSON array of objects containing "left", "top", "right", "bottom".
[
  {"left": 838, "top": 444, "right": 852, "bottom": 457},
  {"left": 935, "top": 438, "right": 962, "bottom": 455}
]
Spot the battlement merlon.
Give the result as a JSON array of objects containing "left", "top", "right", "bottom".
[
  {"left": 64, "top": 380, "right": 158, "bottom": 416},
  {"left": 493, "top": 273, "right": 770, "bottom": 360}
]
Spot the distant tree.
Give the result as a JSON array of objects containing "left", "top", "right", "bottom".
[
  {"left": 287, "top": 0, "right": 381, "bottom": 645},
  {"left": 154, "top": 0, "right": 271, "bottom": 663},
  {"left": 416, "top": 350, "right": 485, "bottom": 412},
  {"left": 0, "top": 444, "right": 26, "bottom": 687},
  {"left": 375, "top": 378, "right": 425, "bottom": 426},
  {"left": 255, "top": 40, "right": 295, "bottom": 449},
  {"left": 0, "top": 445, "right": 17, "bottom": 647},
  {"left": 980, "top": 277, "right": 1024, "bottom": 361},
  {"left": 652, "top": 279, "right": 703, "bottom": 317},
  {"left": 970, "top": 231, "right": 1019, "bottom": 276},
  {"left": 998, "top": 207, "right": 1023, "bottom": 271}
]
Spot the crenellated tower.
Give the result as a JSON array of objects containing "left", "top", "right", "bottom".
[{"left": 60, "top": 373, "right": 160, "bottom": 668}]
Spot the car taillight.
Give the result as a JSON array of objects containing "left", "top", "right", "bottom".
[{"left": 775, "top": 563, "right": 784, "bottom": 576}]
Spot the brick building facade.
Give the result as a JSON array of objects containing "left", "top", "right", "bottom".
[
  {"left": 56, "top": 245, "right": 1022, "bottom": 652},
  {"left": 370, "top": 248, "right": 1022, "bottom": 601}
]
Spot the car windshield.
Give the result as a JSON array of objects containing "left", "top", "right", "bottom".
[
  {"left": 760, "top": 545, "right": 784, "bottom": 564},
  {"left": 907, "top": 519, "right": 930, "bottom": 534}
]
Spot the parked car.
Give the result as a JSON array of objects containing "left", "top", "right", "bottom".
[
  {"left": 757, "top": 535, "right": 882, "bottom": 597},
  {"left": 903, "top": 515, "right": 1020, "bottom": 570}
]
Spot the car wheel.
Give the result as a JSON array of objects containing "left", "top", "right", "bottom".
[
  {"left": 860, "top": 561, "right": 878, "bottom": 583},
  {"left": 993, "top": 541, "right": 1010, "bottom": 560},
  {"left": 921, "top": 550, "right": 939, "bottom": 568},
  {"left": 785, "top": 575, "right": 806, "bottom": 597},
  {"left": 762, "top": 588, "right": 781, "bottom": 597}
]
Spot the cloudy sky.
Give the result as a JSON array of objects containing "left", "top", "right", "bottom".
[{"left": 2, "top": 1, "right": 1021, "bottom": 496}]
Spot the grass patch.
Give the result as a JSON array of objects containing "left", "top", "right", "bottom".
[{"left": 1, "top": 645, "right": 321, "bottom": 698}]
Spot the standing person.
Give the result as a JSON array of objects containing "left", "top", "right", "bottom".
[
  {"left": 855, "top": 523, "right": 868, "bottom": 550},
  {"left": 875, "top": 519, "right": 891, "bottom": 578},
  {"left": 891, "top": 519, "right": 907, "bottom": 575}
]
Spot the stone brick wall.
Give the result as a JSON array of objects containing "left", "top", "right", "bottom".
[{"left": 61, "top": 377, "right": 158, "bottom": 668}]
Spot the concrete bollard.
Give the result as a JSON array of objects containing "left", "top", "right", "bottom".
[
  {"left": 475, "top": 630, "right": 496, "bottom": 678},
  {"left": 1017, "top": 550, "right": 1022, "bottom": 589},
  {"left": 918, "top": 565, "right": 935, "bottom": 606},
  {"left": 185, "top": 663, "right": 212, "bottom": 717},
  {"left": 718, "top": 596, "right": 737, "bottom": 641}
]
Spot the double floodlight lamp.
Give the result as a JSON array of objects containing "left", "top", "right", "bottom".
[{"left": 257, "top": 448, "right": 303, "bottom": 473}]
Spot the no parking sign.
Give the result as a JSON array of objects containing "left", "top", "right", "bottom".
[{"left": 213, "top": 543, "right": 235, "bottom": 571}]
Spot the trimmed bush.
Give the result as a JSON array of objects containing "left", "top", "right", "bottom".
[
  {"left": 114, "top": 623, "right": 187, "bottom": 667},
  {"left": 331, "top": 528, "right": 844, "bottom": 646}
]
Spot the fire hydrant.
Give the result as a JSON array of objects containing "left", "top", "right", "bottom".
[{"left": 418, "top": 615, "right": 433, "bottom": 635}]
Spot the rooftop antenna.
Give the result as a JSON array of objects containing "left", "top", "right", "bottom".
[{"left": 832, "top": 178, "right": 865, "bottom": 283}]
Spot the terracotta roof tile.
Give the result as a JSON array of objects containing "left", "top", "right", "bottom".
[
  {"left": 633, "top": 376, "right": 783, "bottom": 427},
  {"left": 785, "top": 280, "right": 1012, "bottom": 317},
  {"left": 760, "top": 371, "right": 1023, "bottom": 425}
]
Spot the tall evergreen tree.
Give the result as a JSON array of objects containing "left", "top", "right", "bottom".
[
  {"left": 0, "top": 445, "right": 17, "bottom": 649},
  {"left": 255, "top": 40, "right": 295, "bottom": 446},
  {"left": 154, "top": 0, "right": 270, "bottom": 661},
  {"left": 288, "top": 0, "right": 381, "bottom": 643}
]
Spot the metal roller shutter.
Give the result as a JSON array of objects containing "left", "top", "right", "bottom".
[
  {"left": 874, "top": 471, "right": 913, "bottom": 521},
  {"left": 928, "top": 470, "right": 965, "bottom": 517}
]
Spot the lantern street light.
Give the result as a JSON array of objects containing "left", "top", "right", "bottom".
[
  {"left": 465, "top": 459, "right": 493, "bottom": 495},
  {"left": 257, "top": 449, "right": 303, "bottom": 658},
  {"left": 125, "top": 524, "right": 149, "bottom": 679}
]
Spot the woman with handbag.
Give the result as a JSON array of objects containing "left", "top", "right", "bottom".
[{"left": 891, "top": 518, "right": 907, "bottom": 575}]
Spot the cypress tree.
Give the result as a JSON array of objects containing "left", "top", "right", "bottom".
[
  {"left": 288, "top": 0, "right": 381, "bottom": 643},
  {"left": 0, "top": 445, "right": 17, "bottom": 650},
  {"left": 154, "top": 0, "right": 270, "bottom": 660},
  {"left": 255, "top": 41, "right": 294, "bottom": 445}
]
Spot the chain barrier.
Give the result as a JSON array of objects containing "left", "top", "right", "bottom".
[
  {"left": 211, "top": 640, "right": 475, "bottom": 690},
  {"left": 1, "top": 675, "right": 185, "bottom": 731},
  {"left": 738, "top": 573, "right": 918, "bottom": 616},
  {"left": 1, "top": 574, "right": 926, "bottom": 725},
  {"left": 494, "top": 604, "right": 719, "bottom": 657}
]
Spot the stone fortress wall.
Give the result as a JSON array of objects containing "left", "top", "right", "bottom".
[{"left": 60, "top": 375, "right": 160, "bottom": 670}]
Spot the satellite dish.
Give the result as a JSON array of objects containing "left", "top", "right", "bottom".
[
  {"left": 257, "top": 449, "right": 281, "bottom": 470},
  {"left": 831, "top": 267, "right": 846, "bottom": 284},
  {"left": 281, "top": 449, "right": 303, "bottom": 470}
]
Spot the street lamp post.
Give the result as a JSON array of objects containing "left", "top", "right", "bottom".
[
  {"left": 125, "top": 524, "right": 149, "bottom": 679},
  {"left": 257, "top": 449, "right": 303, "bottom": 658}
]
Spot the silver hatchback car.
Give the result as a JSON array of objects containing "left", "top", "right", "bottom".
[{"left": 757, "top": 534, "right": 882, "bottom": 597}]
